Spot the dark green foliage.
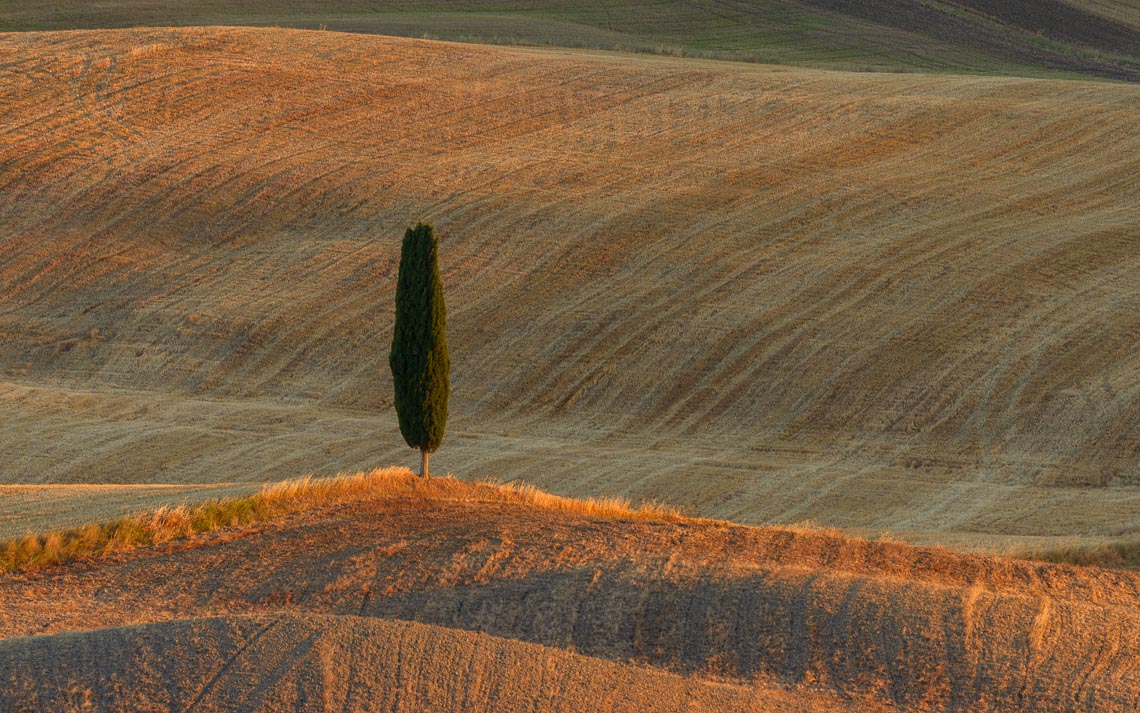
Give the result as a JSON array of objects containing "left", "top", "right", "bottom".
[{"left": 390, "top": 222, "right": 450, "bottom": 456}]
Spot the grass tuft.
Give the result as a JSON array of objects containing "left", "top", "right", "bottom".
[
  {"left": 1018, "top": 539, "right": 1140, "bottom": 569},
  {"left": 0, "top": 468, "right": 685, "bottom": 575}
]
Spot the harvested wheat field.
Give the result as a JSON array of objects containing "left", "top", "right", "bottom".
[
  {"left": 1, "top": 471, "right": 1138, "bottom": 711},
  {"left": 2, "top": 615, "right": 865, "bottom": 713},
  {"left": 0, "top": 27, "right": 1138, "bottom": 555}
]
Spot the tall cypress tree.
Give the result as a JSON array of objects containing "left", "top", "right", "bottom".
[{"left": 389, "top": 222, "right": 449, "bottom": 477}]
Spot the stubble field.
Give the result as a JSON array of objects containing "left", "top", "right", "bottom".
[
  {"left": 0, "top": 28, "right": 1137, "bottom": 557},
  {"left": 1, "top": 23, "right": 1138, "bottom": 712}
]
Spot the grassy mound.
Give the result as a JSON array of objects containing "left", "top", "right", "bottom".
[{"left": 0, "top": 468, "right": 682, "bottom": 573}]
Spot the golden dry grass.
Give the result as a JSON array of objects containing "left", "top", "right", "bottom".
[
  {"left": 0, "top": 468, "right": 683, "bottom": 573},
  {"left": 0, "top": 482, "right": 259, "bottom": 539},
  {"left": 0, "top": 28, "right": 1137, "bottom": 553},
  {"left": 1020, "top": 537, "right": 1140, "bottom": 569}
]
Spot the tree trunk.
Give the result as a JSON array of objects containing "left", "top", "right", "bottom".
[{"left": 421, "top": 448, "right": 429, "bottom": 478}]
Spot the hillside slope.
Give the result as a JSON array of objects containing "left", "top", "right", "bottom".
[
  {"left": 0, "top": 0, "right": 1138, "bottom": 80},
  {"left": 1, "top": 474, "right": 1137, "bottom": 711},
  {"left": 0, "top": 28, "right": 1137, "bottom": 546},
  {"left": 5, "top": 616, "right": 853, "bottom": 713}
]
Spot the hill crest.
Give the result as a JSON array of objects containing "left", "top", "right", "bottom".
[{"left": 1, "top": 470, "right": 1137, "bottom": 711}]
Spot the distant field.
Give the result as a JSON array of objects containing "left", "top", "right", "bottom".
[
  {"left": 0, "top": 0, "right": 1138, "bottom": 80},
  {"left": 1072, "top": 0, "right": 1140, "bottom": 29},
  {"left": 1, "top": 472, "right": 1137, "bottom": 711},
  {"left": 0, "top": 28, "right": 1137, "bottom": 554},
  {"left": 0, "top": 482, "right": 258, "bottom": 539}
]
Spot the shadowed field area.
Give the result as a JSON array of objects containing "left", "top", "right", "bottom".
[
  {"left": 3, "top": 615, "right": 868, "bottom": 712},
  {"left": 0, "top": 472, "right": 1137, "bottom": 711},
  {"left": 0, "top": 0, "right": 1138, "bottom": 80},
  {"left": 0, "top": 28, "right": 1137, "bottom": 553}
]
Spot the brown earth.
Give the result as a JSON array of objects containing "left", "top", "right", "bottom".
[
  {"left": 0, "top": 28, "right": 1138, "bottom": 550},
  {"left": 0, "top": 479, "right": 1137, "bottom": 711}
]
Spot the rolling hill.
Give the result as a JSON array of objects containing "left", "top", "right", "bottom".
[
  {"left": 3, "top": 615, "right": 865, "bottom": 713},
  {"left": 0, "top": 0, "right": 1138, "bottom": 80},
  {"left": 0, "top": 28, "right": 1137, "bottom": 553},
  {"left": 2, "top": 12, "right": 1137, "bottom": 712},
  {"left": 1, "top": 471, "right": 1137, "bottom": 711}
]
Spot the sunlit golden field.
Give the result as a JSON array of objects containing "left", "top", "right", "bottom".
[
  {"left": 1, "top": 23, "right": 1138, "bottom": 712},
  {"left": 1, "top": 28, "right": 1136, "bottom": 554}
]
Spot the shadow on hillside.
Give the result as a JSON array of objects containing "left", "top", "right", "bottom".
[{"left": 350, "top": 564, "right": 1133, "bottom": 712}]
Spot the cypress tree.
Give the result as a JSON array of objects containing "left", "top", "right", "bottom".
[{"left": 389, "top": 222, "right": 450, "bottom": 477}]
